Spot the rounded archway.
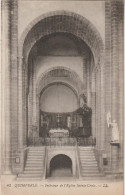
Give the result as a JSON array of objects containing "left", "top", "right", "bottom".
[
  {"left": 40, "top": 83, "right": 78, "bottom": 113},
  {"left": 49, "top": 154, "right": 72, "bottom": 177},
  {"left": 18, "top": 10, "right": 105, "bottom": 148},
  {"left": 20, "top": 10, "right": 104, "bottom": 65}
]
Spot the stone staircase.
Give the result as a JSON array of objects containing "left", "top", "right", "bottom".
[
  {"left": 78, "top": 146, "right": 104, "bottom": 180},
  {"left": 17, "top": 147, "right": 45, "bottom": 181}
]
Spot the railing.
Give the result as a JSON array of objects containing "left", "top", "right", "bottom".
[
  {"left": 31, "top": 136, "right": 96, "bottom": 147},
  {"left": 77, "top": 137, "right": 96, "bottom": 146},
  {"left": 33, "top": 137, "right": 45, "bottom": 146},
  {"left": 75, "top": 142, "right": 82, "bottom": 179},
  {"left": 45, "top": 137, "right": 77, "bottom": 147},
  {"left": 42, "top": 146, "right": 47, "bottom": 179}
]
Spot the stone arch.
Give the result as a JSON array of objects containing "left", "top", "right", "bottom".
[
  {"left": 18, "top": 10, "right": 105, "bottom": 151},
  {"left": 35, "top": 81, "right": 80, "bottom": 137},
  {"left": 49, "top": 154, "right": 72, "bottom": 177},
  {"left": 36, "top": 66, "right": 84, "bottom": 95},
  {"left": 40, "top": 82, "right": 79, "bottom": 100},
  {"left": 19, "top": 10, "right": 104, "bottom": 67},
  {"left": 47, "top": 150, "right": 76, "bottom": 177}
]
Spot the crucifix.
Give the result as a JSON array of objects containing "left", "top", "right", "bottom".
[{"left": 56, "top": 113, "right": 62, "bottom": 127}]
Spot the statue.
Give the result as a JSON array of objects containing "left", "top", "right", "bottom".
[
  {"left": 80, "top": 93, "right": 87, "bottom": 107},
  {"left": 107, "top": 114, "right": 120, "bottom": 144},
  {"left": 78, "top": 94, "right": 92, "bottom": 136},
  {"left": 106, "top": 112, "right": 111, "bottom": 128},
  {"left": 110, "top": 120, "right": 120, "bottom": 144}
]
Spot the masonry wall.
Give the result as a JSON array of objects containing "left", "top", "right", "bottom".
[
  {"left": 18, "top": 1, "right": 105, "bottom": 41},
  {"left": 1, "top": 0, "right": 124, "bottom": 177},
  {"left": 104, "top": 1, "right": 124, "bottom": 173},
  {"left": 40, "top": 84, "right": 78, "bottom": 112}
]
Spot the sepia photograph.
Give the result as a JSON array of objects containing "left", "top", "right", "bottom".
[{"left": 1, "top": 0, "right": 124, "bottom": 195}]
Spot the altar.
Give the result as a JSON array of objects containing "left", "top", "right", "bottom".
[
  {"left": 49, "top": 128, "right": 69, "bottom": 138},
  {"left": 40, "top": 106, "right": 92, "bottom": 137}
]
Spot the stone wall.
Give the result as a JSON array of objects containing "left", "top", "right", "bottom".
[{"left": 1, "top": 0, "right": 123, "bottom": 177}]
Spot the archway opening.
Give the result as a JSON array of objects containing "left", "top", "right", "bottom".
[
  {"left": 50, "top": 154, "right": 72, "bottom": 177},
  {"left": 40, "top": 83, "right": 78, "bottom": 113},
  {"left": 20, "top": 11, "right": 104, "bottom": 146}
]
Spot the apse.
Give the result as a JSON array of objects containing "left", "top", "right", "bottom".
[{"left": 40, "top": 84, "right": 78, "bottom": 113}]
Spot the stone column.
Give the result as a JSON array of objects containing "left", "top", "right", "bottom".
[
  {"left": 23, "top": 65, "right": 28, "bottom": 147},
  {"left": 1, "top": 0, "right": 11, "bottom": 174},
  {"left": 16, "top": 56, "right": 25, "bottom": 172},
  {"left": 110, "top": 1, "right": 122, "bottom": 172},
  {"left": 111, "top": 1, "right": 119, "bottom": 121},
  {"left": 91, "top": 70, "right": 96, "bottom": 137},
  {"left": 86, "top": 57, "right": 91, "bottom": 107},
  {"left": 32, "top": 59, "right": 38, "bottom": 137},
  {"left": 82, "top": 54, "right": 87, "bottom": 95},
  {"left": 95, "top": 68, "right": 99, "bottom": 149},
  {"left": 97, "top": 68, "right": 101, "bottom": 150},
  {"left": 9, "top": 0, "right": 18, "bottom": 173},
  {"left": 117, "top": 1, "right": 124, "bottom": 172},
  {"left": 36, "top": 93, "right": 40, "bottom": 138},
  {"left": 28, "top": 57, "right": 33, "bottom": 145},
  {"left": 105, "top": 2, "right": 112, "bottom": 167},
  {"left": 100, "top": 64, "right": 105, "bottom": 151},
  {"left": 111, "top": 144, "right": 119, "bottom": 171}
]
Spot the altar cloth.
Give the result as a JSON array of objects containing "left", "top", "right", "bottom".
[{"left": 49, "top": 128, "right": 69, "bottom": 137}]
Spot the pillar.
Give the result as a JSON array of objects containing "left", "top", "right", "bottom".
[
  {"left": 117, "top": 1, "right": 124, "bottom": 172},
  {"left": 10, "top": 0, "right": 21, "bottom": 174},
  {"left": 91, "top": 70, "right": 96, "bottom": 137},
  {"left": 1, "top": 0, "right": 11, "bottom": 174},
  {"left": 110, "top": 1, "right": 123, "bottom": 172},
  {"left": 105, "top": 1, "right": 112, "bottom": 168}
]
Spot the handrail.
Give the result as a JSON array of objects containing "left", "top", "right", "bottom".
[
  {"left": 45, "top": 137, "right": 76, "bottom": 147},
  {"left": 76, "top": 143, "right": 82, "bottom": 179},
  {"left": 77, "top": 137, "right": 96, "bottom": 146},
  {"left": 42, "top": 146, "right": 47, "bottom": 179}
]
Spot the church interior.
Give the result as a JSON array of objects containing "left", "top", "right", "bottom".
[{"left": 1, "top": 0, "right": 123, "bottom": 181}]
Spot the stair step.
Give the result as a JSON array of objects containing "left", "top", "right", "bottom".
[
  {"left": 27, "top": 157, "right": 44, "bottom": 159},
  {"left": 26, "top": 162, "right": 44, "bottom": 165},
  {"left": 81, "top": 170, "right": 99, "bottom": 173},
  {"left": 25, "top": 166, "right": 44, "bottom": 168},
  {"left": 80, "top": 160, "right": 96, "bottom": 163},
  {"left": 18, "top": 173, "right": 42, "bottom": 177},
  {"left": 28, "top": 151, "right": 44, "bottom": 152},
  {"left": 79, "top": 148, "right": 93, "bottom": 150},
  {"left": 79, "top": 153, "right": 95, "bottom": 155},
  {"left": 26, "top": 161, "right": 44, "bottom": 163},
  {"left": 27, "top": 158, "right": 44, "bottom": 160},
  {"left": 25, "top": 168, "right": 44, "bottom": 171},
  {"left": 28, "top": 151, "right": 45, "bottom": 152},
  {"left": 80, "top": 157, "right": 95, "bottom": 160},
  {"left": 81, "top": 167, "right": 99, "bottom": 170},
  {"left": 79, "top": 154, "right": 94, "bottom": 156},
  {"left": 28, "top": 153, "right": 45, "bottom": 155},
  {"left": 82, "top": 176, "right": 105, "bottom": 180},
  {"left": 79, "top": 151, "right": 94, "bottom": 153},
  {"left": 25, "top": 165, "right": 44, "bottom": 169},
  {"left": 29, "top": 147, "right": 45, "bottom": 149},
  {"left": 17, "top": 177, "right": 42, "bottom": 181},
  {"left": 29, "top": 148, "right": 45, "bottom": 151},
  {"left": 81, "top": 164, "right": 97, "bottom": 166},
  {"left": 28, "top": 155, "right": 45, "bottom": 157},
  {"left": 25, "top": 166, "right": 44, "bottom": 170},
  {"left": 24, "top": 170, "right": 44, "bottom": 174},
  {"left": 28, "top": 155, "right": 44, "bottom": 156},
  {"left": 81, "top": 164, "right": 98, "bottom": 167},
  {"left": 82, "top": 173, "right": 102, "bottom": 177}
]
